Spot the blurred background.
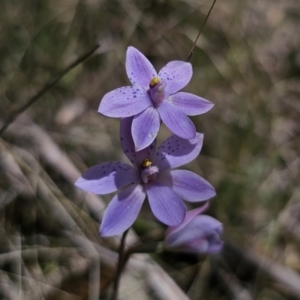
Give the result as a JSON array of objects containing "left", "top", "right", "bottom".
[{"left": 0, "top": 0, "right": 300, "bottom": 299}]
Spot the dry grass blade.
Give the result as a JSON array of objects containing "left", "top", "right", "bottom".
[
  {"left": 279, "top": 188, "right": 300, "bottom": 242},
  {"left": 217, "top": 268, "right": 253, "bottom": 300},
  {"left": 243, "top": 248, "right": 300, "bottom": 298}
]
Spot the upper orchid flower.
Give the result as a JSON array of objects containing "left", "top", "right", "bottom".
[
  {"left": 165, "top": 203, "right": 223, "bottom": 254},
  {"left": 75, "top": 117, "right": 216, "bottom": 237},
  {"left": 99, "top": 46, "right": 213, "bottom": 151}
]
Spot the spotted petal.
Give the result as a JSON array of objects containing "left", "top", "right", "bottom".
[
  {"left": 158, "top": 101, "right": 195, "bottom": 139},
  {"left": 126, "top": 46, "right": 157, "bottom": 88},
  {"left": 158, "top": 170, "right": 216, "bottom": 202},
  {"left": 158, "top": 61, "right": 192, "bottom": 96},
  {"left": 146, "top": 182, "right": 186, "bottom": 226},
  {"left": 75, "top": 162, "right": 139, "bottom": 195},
  {"left": 100, "top": 184, "right": 146, "bottom": 236},
  {"left": 120, "top": 117, "right": 157, "bottom": 167},
  {"left": 167, "top": 92, "right": 214, "bottom": 116},
  {"left": 132, "top": 106, "right": 160, "bottom": 151},
  {"left": 153, "top": 133, "right": 203, "bottom": 172},
  {"left": 98, "top": 86, "right": 152, "bottom": 117}
]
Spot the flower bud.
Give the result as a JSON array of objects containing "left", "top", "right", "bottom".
[{"left": 164, "top": 203, "right": 223, "bottom": 254}]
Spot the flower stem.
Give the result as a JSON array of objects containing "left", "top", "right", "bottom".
[{"left": 111, "top": 229, "right": 129, "bottom": 300}]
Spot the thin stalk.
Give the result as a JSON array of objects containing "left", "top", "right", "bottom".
[
  {"left": 0, "top": 43, "right": 101, "bottom": 136},
  {"left": 186, "top": 0, "right": 216, "bottom": 62},
  {"left": 111, "top": 229, "right": 129, "bottom": 300}
]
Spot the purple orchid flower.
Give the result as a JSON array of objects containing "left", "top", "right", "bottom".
[
  {"left": 98, "top": 46, "right": 214, "bottom": 151},
  {"left": 75, "top": 117, "right": 216, "bottom": 237},
  {"left": 165, "top": 203, "right": 223, "bottom": 254}
]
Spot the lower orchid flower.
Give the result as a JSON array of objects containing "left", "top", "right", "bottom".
[
  {"left": 164, "top": 203, "right": 223, "bottom": 254},
  {"left": 75, "top": 117, "right": 216, "bottom": 237}
]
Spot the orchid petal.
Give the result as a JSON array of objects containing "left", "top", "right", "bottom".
[
  {"left": 167, "top": 92, "right": 214, "bottom": 116},
  {"left": 120, "top": 117, "right": 157, "bottom": 166},
  {"left": 100, "top": 184, "right": 145, "bottom": 236},
  {"left": 166, "top": 202, "right": 209, "bottom": 236},
  {"left": 146, "top": 183, "right": 186, "bottom": 226},
  {"left": 153, "top": 132, "right": 203, "bottom": 172},
  {"left": 98, "top": 86, "right": 152, "bottom": 117},
  {"left": 182, "top": 216, "right": 223, "bottom": 242},
  {"left": 132, "top": 106, "right": 160, "bottom": 151},
  {"left": 158, "top": 61, "right": 192, "bottom": 96},
  {"left": 158, "top": 170, "right": 216, "bottom": 202},
  {"left": 205, "top": 238, "right": 224, "bottom": 253},
  {"left": 75, "top": 162, "right": 139, "bottom": 195},
  {"left": 126, "top": 46, "right": 157, "bottom": 88},
  {"left": 158, "top": 101, "right": 195, "bottom": 139},
  {"left": 190, "top": 215, "right": 223, "bottom": 235},
  {"left": 165, "top": 215, "right": 223, "bottom": 253},
  {"left": 120, "top": 117, "right": 136, "bottom": 165}
]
